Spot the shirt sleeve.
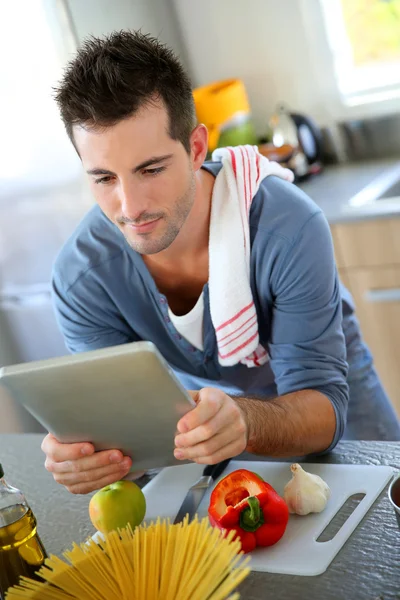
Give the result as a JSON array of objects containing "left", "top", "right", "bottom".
[
  {"left": 267, "top": 210, "right": 349, "bottom": 452},
  {"left": 52, "top": 270, "right": 139, "bottom": 354}
]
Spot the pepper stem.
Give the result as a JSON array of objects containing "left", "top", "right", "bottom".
[{"left": 239, "top": 496, "right": 265, "bottom": 532}]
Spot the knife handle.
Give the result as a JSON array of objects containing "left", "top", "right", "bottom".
[{"left": 203, "top": 459, "right": 231, "bottom": 480}]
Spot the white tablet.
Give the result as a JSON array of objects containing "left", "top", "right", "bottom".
[{"left": 0, "top": 342, "right": 195, "bottom": 471}]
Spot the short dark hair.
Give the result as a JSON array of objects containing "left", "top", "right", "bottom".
[{"left": 54, "top": 30, "right": 196, "bottom": 152}]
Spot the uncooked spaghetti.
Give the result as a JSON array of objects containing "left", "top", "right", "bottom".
[{"left": 6, "top": 516, "right": 250, "bottom": 600}]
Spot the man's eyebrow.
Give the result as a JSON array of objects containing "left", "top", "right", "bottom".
[
  {"left": 133, "top": 154, "right": 173, "bottom": 172},
  {"left": 86, "top": 168, "right": 116, "bottom": 176},
  {"left": 86, "top": 154, "right": 173, "bottom": 177}
]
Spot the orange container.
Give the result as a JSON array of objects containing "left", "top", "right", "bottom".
[{"left": 193, "top": 79, "right": 253, "bottom": 152}]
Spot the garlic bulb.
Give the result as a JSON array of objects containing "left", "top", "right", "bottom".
[{"left": 283, "top": 464, "right": 330, "bottom": 515}]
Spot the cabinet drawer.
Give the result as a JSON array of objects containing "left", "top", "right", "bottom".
[
  {"left": 331, "top": 218, "right": 400, "bottom": 269},
  {"left": 346, "top": 266, "right": 400, "bottom": 415}
]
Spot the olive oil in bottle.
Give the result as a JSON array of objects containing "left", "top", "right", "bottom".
[{"left": 0, "top": 464, "right": 47, "bottom": 594}]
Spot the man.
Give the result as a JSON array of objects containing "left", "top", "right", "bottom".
[{"left": 42, "top": 31, "right": 400, "bottom": 495}]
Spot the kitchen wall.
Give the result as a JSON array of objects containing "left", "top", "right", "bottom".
[
  {"left": 172, "top": 0, "right": 400, "bottom": 135},
  {"left": 172, "top": 0, "right": 325, "bottom": 134},
  {"left": 66, "top": 0, "right": 185, "bottom": 58}
]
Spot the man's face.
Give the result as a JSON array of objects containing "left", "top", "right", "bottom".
[{"left": 73, "top": 102, "right": 196, "bottom": 255}]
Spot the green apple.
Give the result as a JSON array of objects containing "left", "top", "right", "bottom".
[{"left": 89, "top": 480, "right": 146, "bottom": 534}]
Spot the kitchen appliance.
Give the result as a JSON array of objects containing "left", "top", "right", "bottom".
[
  {"left": 267, "top": 104, "right": 324, "bottom": 179},
  {"left": 142, "top": 460, "right": 393, "bottom": 576}
]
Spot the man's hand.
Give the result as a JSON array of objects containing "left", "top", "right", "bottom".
[
  {"left": 174, "top": 388, "right": 248, "bottom": 464},
  {"left": 41, "top": 434, "right": 133, "bottom": 494}
]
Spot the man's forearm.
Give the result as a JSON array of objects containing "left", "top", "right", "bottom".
[{"left": 236, "top": 390, "right": 336, "bottom": 457}]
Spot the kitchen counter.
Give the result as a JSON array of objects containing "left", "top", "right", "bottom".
[
  {"left": 298, "top": 157, "right": 400, "bottom": 224},
  {"left": 0, "top": 435, "right": 398, "bottom": 600}
]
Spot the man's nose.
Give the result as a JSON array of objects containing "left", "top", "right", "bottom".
[{"left": 119, "top": 180, "right": 143, "bottom": 221}]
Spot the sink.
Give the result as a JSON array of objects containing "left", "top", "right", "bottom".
[
  {"left": 349, "top": 163, "right": 400, "bottom": 207},
  {"left": 377, "top": 179, "right": 400, "bottom": 200}
]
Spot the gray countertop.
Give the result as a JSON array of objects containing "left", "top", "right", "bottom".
[
  {"left": 297, "top": 157, "right": 400, "bottom": 224},
  {"left": 0, "top": 435, "right": 399, "bottom": 599}
]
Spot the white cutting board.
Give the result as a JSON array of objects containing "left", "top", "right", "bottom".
[{"left": 142, "top": 460, "right": 393, "bottom": 576}]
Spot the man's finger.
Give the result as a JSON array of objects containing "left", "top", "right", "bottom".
[
  {"left": 41, "top": 433, "right": 95, "bottom": 463},
  {"left": 175, "top": 429, "right": 234, "bottom": 461},
  {"left": 192, "top": 440, "right": 242, "bottom": 466},
  {"left": 53, "top": 460, "right": 132, "bottom": 486},
  {"left": 45, "top": 451, "right": 131, "bottom": 474},
  {"left": 175, "top": 406, "right": 236, "bottom": 449},
  {"left": 177, "top": 388, "right": 223, "bottom": 433},
  {"left": 187, "top": 391, "right": 200, "bottom": 404}
]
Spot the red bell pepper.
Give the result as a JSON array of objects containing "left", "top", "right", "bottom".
[{"left": 208, "top": 469, "right": 289, "bottom": 554}]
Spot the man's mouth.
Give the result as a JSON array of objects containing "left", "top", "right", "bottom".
[{"left": 126, "top": 217, "right": 162, "bottom": 233}]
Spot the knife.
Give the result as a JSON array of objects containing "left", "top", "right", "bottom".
[{"left": 173, "top": 459, "right": 231, "bottom": 524}]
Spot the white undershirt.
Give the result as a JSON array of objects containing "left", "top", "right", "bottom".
[{"left": 168, "top": 292, "right": 204, "bottom": 351}]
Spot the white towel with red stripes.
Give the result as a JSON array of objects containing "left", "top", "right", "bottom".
[{"left": 210, "top": 145, "right": 294, "bottom": 367}]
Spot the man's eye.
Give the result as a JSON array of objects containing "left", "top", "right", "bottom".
[
  {"left": 143, "top": 167, "right": 166, "bottom": 176},
  {"left": 94, "top": 176, "right": 113, "bottom": 185}
]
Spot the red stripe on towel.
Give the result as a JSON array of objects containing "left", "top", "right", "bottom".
[
  {"left": 215, "top": 301, "right": 254, "bottom": 332},
  {"left": 218, "top": 318, "right": 258, "bottom": 349},
  {"left": 240, "top": 146, "right": 250, "bottom": 215},
  {"left": 245, "top": 146, "right": 253, "bottom": 215},
  {"left": 218, "top": 331, "right": 258, "bottom": 359},
  {"left": 228, "top": 147, "right": 237, "bottom": 177},
  {"left": 229, "top": 147, "right": 247, "bottom": 253},
  {"left": 217, "top": 314, "right": 257, "bottom": 343},
  {"left": 255, "top": 151, "right": 260, "bottom": 185}
]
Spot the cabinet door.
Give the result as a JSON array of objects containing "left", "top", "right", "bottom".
[
  {"left": 331, "top": 219, "right": 400, "bottom": 269},
  {"left": 346, "top": 267, "right": 400, "bottom": 416}
]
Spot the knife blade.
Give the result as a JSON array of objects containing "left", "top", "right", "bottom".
[{"left": 173, "top": 459, "right": 231, "bottom": 524}]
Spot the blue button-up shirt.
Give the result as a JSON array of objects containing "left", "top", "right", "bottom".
[{"left": 52, "top": 162, "right": 360, "bottom": 450}]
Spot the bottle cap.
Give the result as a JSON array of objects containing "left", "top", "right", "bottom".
[{"left": 0, "top": 464, "right": 3, "bottom": 479}]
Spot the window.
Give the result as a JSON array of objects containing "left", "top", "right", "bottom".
[
  {"left": 320, "top": 0, "right": 400, "bottom": 105},
  {"left": 0, "top": 0, "right": 80, "bottom": 198}
]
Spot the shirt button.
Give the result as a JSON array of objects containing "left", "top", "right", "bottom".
[
  {"left": 190, "top": 347, "right": 197, "bottom": 353},
  {"left": 160, "top": 297, "right": 166, "bottom": 304},
  {"left": 164, "top": 316, "right": 171, "bottom": 323}
]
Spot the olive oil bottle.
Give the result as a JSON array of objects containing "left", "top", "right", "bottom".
[{"left": 0, "top": 464, "right": 47, "bottom": 594}]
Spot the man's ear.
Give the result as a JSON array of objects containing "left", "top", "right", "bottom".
[{"left": 190, "top": 124, "right": 209, "bottom": 170}]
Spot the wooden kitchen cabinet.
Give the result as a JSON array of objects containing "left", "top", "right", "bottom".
[
  {"left": 345, "top": 266, "right": 400, "bottom": 415},
  {"left": 332, "top": 218, "right": 400, "bottom": 269},
  {"left": 331, "top": 219, "right": 400, "bottom": 416}
]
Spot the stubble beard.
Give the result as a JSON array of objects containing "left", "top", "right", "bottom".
[{"left": 122, "top": 172, "right": 196, "bottom": 256}]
